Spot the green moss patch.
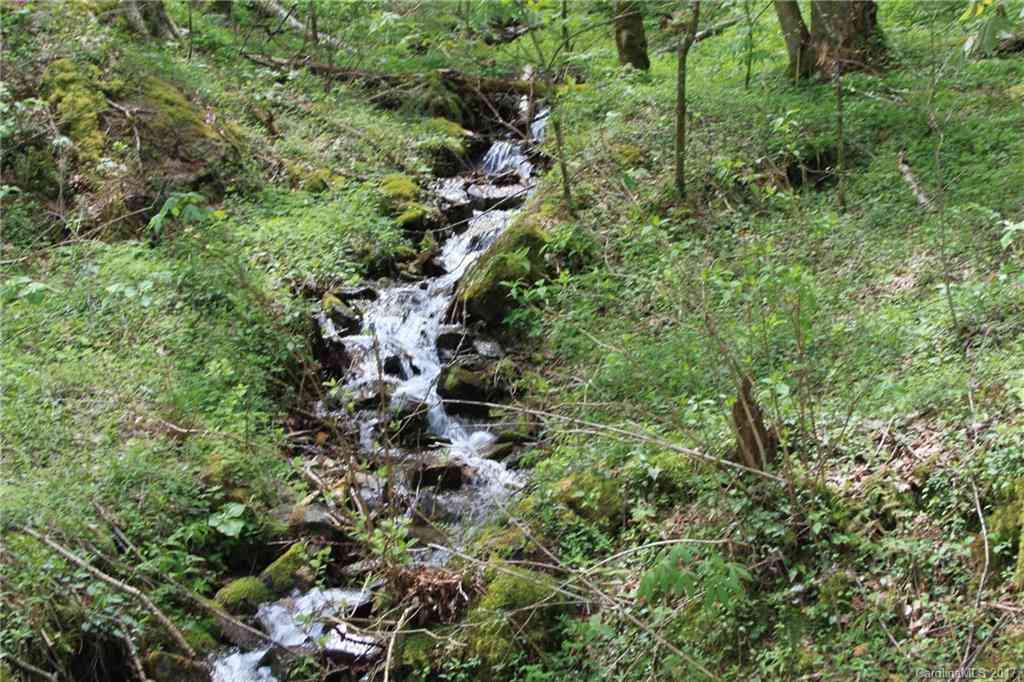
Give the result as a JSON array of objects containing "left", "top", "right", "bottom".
[{"left": 214, "top": 576, "right": 272, "bottom": 612}]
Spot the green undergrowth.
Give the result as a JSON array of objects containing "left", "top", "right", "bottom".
[{"left": 440, "top": 2, "right": 1024, "bottom": 679}]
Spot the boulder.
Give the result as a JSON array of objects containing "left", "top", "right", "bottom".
[
  {"left": 453, "top": 217, "right": 548, "bottom": 324},
  {"left": 406, "top": 458, "right": 465, "bottom": 491},
  {"left": 383, "top": 398, "right": 434, "bottom": 448},
  {"left": 214, "top": 576, "right": 272, "bottom": 613}
]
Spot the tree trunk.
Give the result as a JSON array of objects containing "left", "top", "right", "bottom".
[
  {"left": 614, "top": 1, "right": 650, "bottom": 70},
  {"left": 675, "top": 1, "right": 700, "bottom": 197},
  {"left": 810, "top": 0, "right": 882, "bottom": 73},
  {"left": 774, "top": 0, "right": 815, "bottom": 79},
  {"left": 121, "top": 0, "right": 180, "bottom": 40}
]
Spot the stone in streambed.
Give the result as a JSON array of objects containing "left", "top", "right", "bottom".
[
  {"left": 214, "top": 576, "right": 273, "bottom": 613},
  {"left": 453, "top": 217, "right": 548, "bottom": 325}
]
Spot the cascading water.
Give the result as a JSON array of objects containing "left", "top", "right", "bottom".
[{"left": 209, "top": 110, "right": 546, "bottom": 682}]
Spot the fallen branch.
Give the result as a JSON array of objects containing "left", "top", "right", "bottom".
[
  {"left": 897, "top": 150, "right": 933, "bottom": 211},
  {"left": 17, "top": 526, "right": 196, "bottom": 659}
]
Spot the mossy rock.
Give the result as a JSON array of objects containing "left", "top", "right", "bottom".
[
  {"left": 146, "top": 651, "right": 211, "bottom": 682},
  {"left": 42, "top": 58, "right": 108, "bottom": 164},
  {"left": 473, "top": 524, "right": 529, "bottom": 560},
  {"left": 214, "top": 576, "right": 272, "bottom": 613},
  {"left": 397, "top": 202, "right": 430, "bottom": 228},
  {"left": 455, "top": 216, "right": 548, "bottom": 324},
  {"left": 379, "top": 173, "right": 419, "bottom": 211},
  {"left": 465, "top": 566, "right": 560, "bottom": 673},
  {"left": 552, "top": 472, "right": 625, "bottom": 529},
  {"left": 259, "top": 542, "right": 308, "bottom": 593}
]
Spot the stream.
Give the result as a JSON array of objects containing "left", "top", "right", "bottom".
[{"left": 209, "top": 104, "right": 547, "bottom": 681}]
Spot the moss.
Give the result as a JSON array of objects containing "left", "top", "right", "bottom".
[
  {"left": 989, "top": 480, "right": 1024, "bottom": 588},
  {"left": 456, "top": 216, "right": 548, "bottom": 324},
  {"left": 397, "top": 202, "right": 429, "bottom": 227},
  {"left": 473, "top": 525, "right": 528, "bottom": 560},
  {"left": 0, "top": 664, "right": 16, "bottom": 682},
  {"left": 182, "top": 620, "right": 219, "bottom": 655},
  {"left": 466, "top": 566, "right": 560, "bottom": 672},
  {"left": 552, "top": 472, "right": 625, "bottom": 528},
  {"left": 135, "top": 76, "right": 223, "bottom": 163},
  {"left": 146, "top": 651, "right": 210, "bottom": 682},
  {"left": 425, "top": 117, "right": 468, "bottom": 139},
  {"left": 259, "top": 541, "right": 307, "bottom": 593},
  {"left": 400, "top": 631, "right": 438, "bottom": 669},
  {"left": 42, "top": 58, "right": 108, "bottom": 163},
  {"left": 214, "top": 576, "right": 272, "bottom": 612},
  {"left": 379, "top": 173, "right": 419, "bottom": 210}
]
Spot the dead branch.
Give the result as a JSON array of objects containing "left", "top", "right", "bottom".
[
  {"left": 250, "top": 0, "right": 344, "bottom": 49},
  {"left": 17, "top": 526, "right": 197, "bottom": 659}
]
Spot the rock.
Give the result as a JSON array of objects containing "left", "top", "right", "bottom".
[
  {"left": 492, "top": 411, "right": 539, "bottom": 443},
  {"left": 465, "top": 566, "right": 559, "bottom": 672},
  {"left": 411, "top": 491, "right": 453, "bottom": 522},
  {"left": 269, "top": 502, "right": 337, "bottom": 533},
  {"left": 337, "top": 285, "right": 379, "bottom": 302},
  {"left": 259, "top": 543, "right": 310, "bottom": 594},
  {"left": 406, "top": 459, "right": 465, "bottom": 490},
  {"left": 408, "top": 523, "right": 448, "bottom": 548},
  {"left": 319, "top": 293, "right": 362, "bottom": 337},
  {"left": 483, "top": 441, "right": 517, "bottom": 461},
  {"left": 214, "top": 576, "right": 272, "bottom": 613},
  {"left": 467, "top": 183, "right": 528, "bottom": 210},
  {"left": 453, "top": 216, "right": 548, "bottom": 325},
  {"left": 147, "top": 651, "right": 211, "bottom": 682},
  {"left": 383, "top": 398, "right": 434, "bottom": 448},
  {"left": 438, "top": 359, "right": 509, "bottom": 416}
]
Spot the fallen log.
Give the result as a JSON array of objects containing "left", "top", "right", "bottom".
[
  {"left": 243, "top": 53, "right": 548, "bottom": 99},
  {"left": 897, "top": 150, "right": 933, "bottom": 211}
]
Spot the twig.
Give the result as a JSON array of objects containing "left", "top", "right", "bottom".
[
  {"left": 2, "top": 655, "right": 58, "bottom": 681},
  {"left": 957, "top": 480, "right": 991, "bottom": 674},
  {"left": 17, "top": 526, "right": 197, "bottom": 659},
  {"left": 383, "top": 605, "right": 417, "bottom": 682}
]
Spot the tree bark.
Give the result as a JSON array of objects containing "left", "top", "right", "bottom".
[
  {"left": 810, "top": 0, "right": 882, "bottom": 73},
  {"left": 121, "top": 0, "right": 180, "bottom": 40},
  {"left": 774, "top": 0, "right": 815, "bottom": 79},
  {"left": 614, "top": 1, "right": 650, "bottom": 70},
  {"left": 675, "top": 1, "right": 700, "bottom": 197}
]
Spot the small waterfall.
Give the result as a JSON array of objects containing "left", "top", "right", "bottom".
[{"left": 209, "top": 113, "right": 543, "bottom": 681}]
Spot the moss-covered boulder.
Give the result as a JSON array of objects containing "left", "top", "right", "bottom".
[
  {"left": 42, "top": 59, "right": 108, "bottom": 164},
  {"left": 146, "top": 651, "right": 211, "bottom": 682},
  {"left": 378, "top": 173, "right": 435, "bottom": 230},
  {"left": 465, "top": 566, "right": 560, "bottom": 673},
  {"left": 259, "top": 542, "right": 309, "bottom": 593},
  {"left": 454, "top": 217, "right": 548, "bottom": 324},
  {"left": 213, "top": 576, "right": 272, "bottom": 613},
  {"left": 132, "top": 76, "right": 239, "bottom": 190}
]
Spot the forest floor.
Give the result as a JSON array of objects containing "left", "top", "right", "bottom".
[{"left": 2, "top": 1, "right": 1024, "bottom": 680}]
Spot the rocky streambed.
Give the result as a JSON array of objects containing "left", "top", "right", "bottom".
[{"left": 209, "top": 106, "right": 547, "bottom": 681}]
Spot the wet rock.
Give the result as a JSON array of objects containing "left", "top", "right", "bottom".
[
  {"left": 438, "top": 359, "right": 509, "bottom": 416},
  {"left": 147, "top": 651, "right": 211, "bottom": 682},
  {"left": 318, "top": 293, "right": 362, "bottom": 338},
  {"left": 492, "top": 411, "right": 539, "bottom": 443},
  {"left": 467, "top": 183, "right": 528, "bottom": 210},
  {"left": 453, "top": 217, "right": 548, "bottom": 325},
  {"left": 434, "top": 178, "right": 474, "bottom": 227},
  {"left": 411, "top": 491, "right": 454, "bottom": 522},
  {"left": 259, "top": 543, "right": 311, "bottom": 595},
  {"left": 382, "top": 355, "right": 407, "bottom": 379},
  {"left": 384, "top": 398, "right": 434, "bottom": 448},
  {"left": 337, "top": 285, "right": 379, "bottom": 302},
  {"left": 483, "top": 441, "right": 517, "bottom": 461},
  {"left": 436, "top": 325, "right": 473, "bottom": 359},
  {"left": 408, "top": 523, "right": 448, "bottom": 548},
  {"left": 406, "top": 458, "right": 465, "bottom": 490},
  {"left": 328, "top": 381, "right": 395, "bottom": 412}
]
